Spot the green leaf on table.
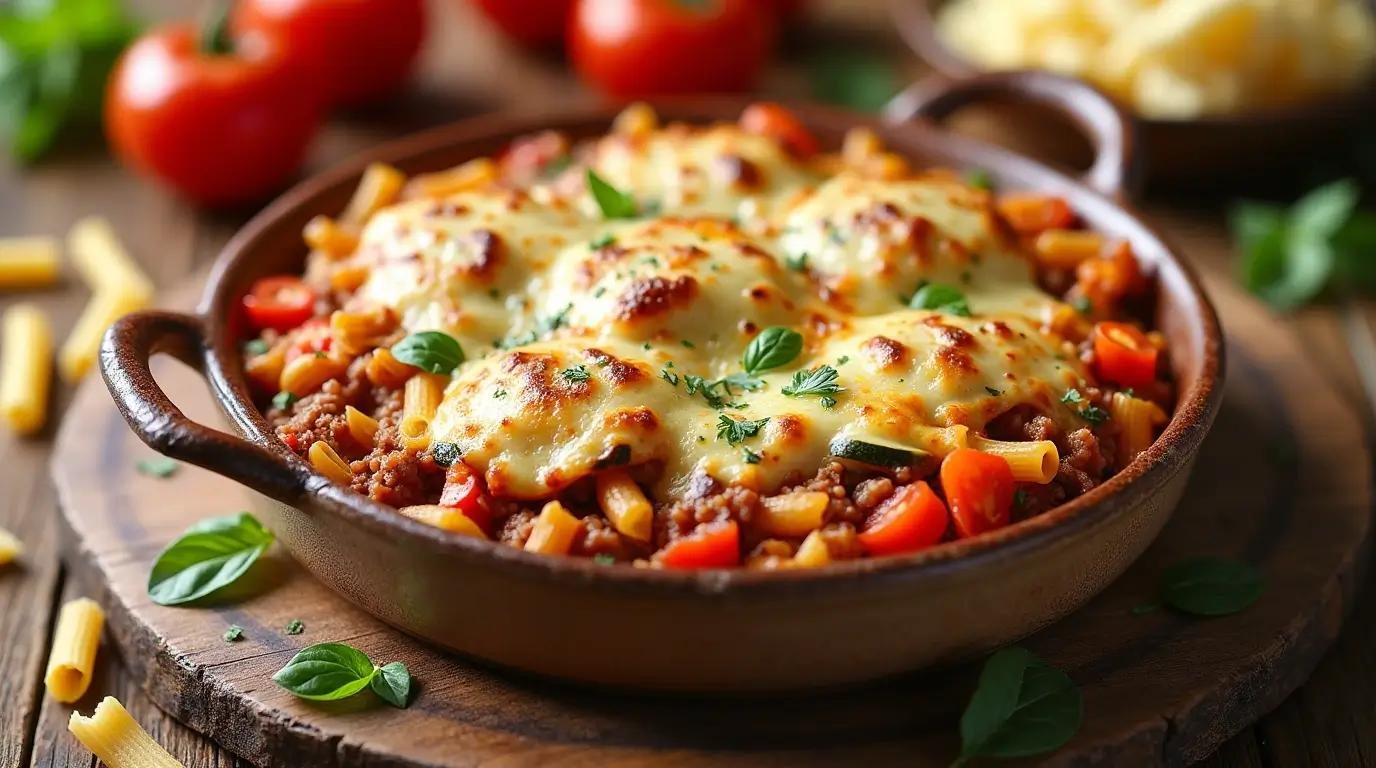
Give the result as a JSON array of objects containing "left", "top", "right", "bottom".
[
  {"left": 954, "top": 646, "right": 1083, "bottom": 766},
  {"left": 370, "top": 661, "right": 412, "bottom": 708},
  {"left": 135, "top": 457, "right": 179, "bottom": 479},
  {"left": 807, "top": 50, "right": 900, "bottom": 113},
  {"left": 1156, "top": 556, "right": 1263, "bottom": 617},
  {"left": 146, "top": 512, "right": 275, "bottom": 605},
  {"left": 272, "top": 643, "right": 378, "bottom": 701}
]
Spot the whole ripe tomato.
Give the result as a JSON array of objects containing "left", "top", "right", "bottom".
[
  {"left": 569, "top": 0, "right": 778, "bottom": 98},
  {"left": 468, "top": 0, "right": 574, "bottom": 48},
  {"left": 105, "top": 23, "right": 322, "bottom": 208},
  {"left": 233, "top": 0, "right": 427, "bottom": 108}
]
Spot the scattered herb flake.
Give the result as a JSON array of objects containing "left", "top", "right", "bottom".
[
  {"left": 1079, "top": 406, "right": 1110, "bottom": 425},
  {"left": 785, "top": 252, "right": 810, "bottom": 272},
  {"left": 590, "top": 233, "right": 617, "bottom": 249},
  {"left": 559, "top": 365, "right": 591, "bottom": 383},
  {"left": 272, "top": 391, "right": 299, "bottom": 410},
  {"left": 681, "top": 339, "right": 695, "bottom": 348},
  {"left": 1071, "top": 296, "right": 1092, "bottom": 315},
  {"left": 965, "top": 168, "right": 995, "bottom": 190},
  {"left": 1061, "top": 389, "right": 1085, "bottom": 405},
  {"left": 493, "top": 389, "right": 507, "bottom": 399},
  {"left": 837, "top": 355, "right": 850, "bottom": 365},
  {"left": 136, "top": 457, "right": 179, "bottom": 479},
  {"left": 243, "top": 339, "right": 270, "bottom": 357},
  {"left": 985, "top": 387, "right": 1002, "bottom": 397},
  {"left": 223, "top": 625, "right": 243, "bottom": 642},
  {"left": 285, "top": 619, "right": 305, "bottom": 635},
  {"left": 742, "top": 446, "right": 763, "bottom": 464},
  {"left": 781, "top": 365, "right": 844, "bottom": 399},
  {"left": 660, "top": 369, "right": 680, "bottom": 386},
  {"left": 713, "top": 371, "right": 765, "bottom": 394},
  {"left": 717, "top": 415, "right": 770, "bottom": 444},
  {"left": 593, "top": 286, "right": 607, "bottom": 298},
  {"left": 819, "top": 396, "right": 837, "bottom": 409}
]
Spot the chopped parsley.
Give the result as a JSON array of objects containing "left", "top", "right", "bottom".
[
  {"left": 781, "top": 365, "right": 844, "bottom": 400},
  {"left": 641, "top": 256, "right": 660, "bottom": 267},
  {"left": 785, "top": 252, "right": 810, "bottom": 272},
  {"left": 1062, "top": 388, "right": 1110, "bottom": 424},
  {"left": 285, "top": 619, "right": 305, "bottom": 636},
  {"left": 271, "top": 391, "right": 299, "bottom": 410},
  {"left": 590, "top": 233, "right": 617, "bottom": 250},
  {"left": 685, "top": 374, "right": 726, "bottom": 409},
  {"left": 742, "top": 446, "right": 763, "bottom": 464},
  {"left": 493, "top": 389, "right": 507, "bottom": 399},
  {"left": 243, "top": 338, "right": 270, "bottom": 357},
  {"left": 223, "top": 625, "right": 243, "bottom": 642},
  {"left": 717, "top": 415, "right": 770, "bottom": 444},
  {"left": 313, "top": 350, "right": 327, "bottom": 359},
  {"left": 825, "top": 220, "right": 846, "bottom": 244},
  {"left": 497, "top": 304, "right": 572, "bottom": 349},
  {"left": 592, "top": 355, "right": 612, "bottom": 367},
  {"left": 909, "top": 283, "right": 972, "bottom": 316},
  {"left": 593, "top": 286, "right": 607, "bottom": 298},
  {"left": 819, "top": 396, "right": 837, "bottom": 409},
  {"left": 1072, "top": 296, "right": 1092, "bottom": 315},
  {"left": 642, "top": 341, "right": 652, "bottom": 350},
  {"left": 985, "top": 387, "right": 1002, "bottom": 396},
  {"left": 837, "top": 355, "right": 850, "bottom": 365},
  {"left": 714, "top": 371, "right": 765, "bottom": 394},
  {"left": 593, "top": 553, "right": 616, "bottom": 566},
  {"left": 1061, "top": 389, "right": 1084, "bottom": 405},
  {"left": 681, "top": 339, "right": 695, "bottom": 348},
  {"left": 559, "top": 365, "right": 591, "bottom": 383},
  {"left": 660, "top": 369, "right": 680, "bottom": 386}
]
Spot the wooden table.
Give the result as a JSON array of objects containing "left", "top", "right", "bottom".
[{"left": 2, "top": 1, "right": 1372, "bottom": 765}]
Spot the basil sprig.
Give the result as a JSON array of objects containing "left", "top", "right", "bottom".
[
  {"left": 147, "top": 513, "right": 275, "bottom": 606},
  {"left": 909, "top": 283, "right": 971, "bottom": 316},
  {"left": 742, "top": 327, "right": 803, "bottom": 375},
  {"left": 272, "top": 642, "right": 412, "bottom": 708},
  {"left": 1138, "top": 557, "right": 1263, "bottom": 617},
  {"left": 954, "top": 646, "right": 1083, "bottom": 766},
  {"left": 392, "top": 331, "right": 465, "bottom": 375},
  {"left": 587, "top": 170, "right": 638, "bottom": 219}
]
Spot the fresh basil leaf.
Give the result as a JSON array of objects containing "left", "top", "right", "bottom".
[
  {"left": 392, "top": 331, "right": 465, "bottom": 375},
  {"left": 1290, "top": 179, "right": 1360, "bottom": 242},
  {"left": 272, "top": 642, "right": 378, "bottom": 701},
  {"left": 370, "top": 661, "right": 412, "bottom": 708},
  {"left": 807, "top": 50, "right": 899, "bottom": 113},
  {"left": 1262, "top": 235, "right": 1335, "bottom": 310},
  {"left": 910, "top": 283, "right": 971, "bottom": 316},
  {"left": 135, "top": 457, "right": 179, "bottom": 479},
  {"left": 956, "top": 646, "right": 1083, "bottom": 764},
  {"left": 147, "top": 512, "right": 274, "bottom": 605},
  {"left": 1334, "top": 215, "right": 1376, "bottom": 291},
  {"left": 742, "top": 326, "right": 803, "bottom": 375},
  {"left": 1158, "top": 557, "right": 1263, "bottom": 617},
  {"left": 586, "top": 170, "right": 638, "bottom": 220}
]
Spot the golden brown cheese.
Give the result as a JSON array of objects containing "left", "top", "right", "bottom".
[{"left": 350, "top": 124, "right": 1095, "bottom": 500}]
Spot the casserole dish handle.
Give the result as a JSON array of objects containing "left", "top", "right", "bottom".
[
  {"left": 99, "top": 310, "right": 312, "bottom": 506},
  {"left": 884, "top": 70, "right": 1141, "bottom": 200}
]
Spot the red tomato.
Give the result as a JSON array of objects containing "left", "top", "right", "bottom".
[
  {"left": 468, "top": 0, "right": 574, "bottom": 47},
  {"left": 940, "top": 449, "right": 1016, "bottom": 539},
  {"left": 243, "top": 276, "right": 316, "bottom": 332},
  {"left": 658, "top": 520, "right": 740, "bottom": 569},
  {"left": 739, "top": 102, "right": 819, "bottom": 158},
  {"left": 569, "top": 0, "right": 778, "bottom": 98},
  {"left": 105, "top": 24, "right": 322, "bottom": 207},
  {"left": 857, "top": 482, "right": 948, "bottom": 556},
  {"left": 440, "top": 463, "right": 493, "bottom": 534},
  {"left": 233, "top": 0, "right": 427, "bottom": 108},
  {"left": 1093, "top": 322, "right": 1159, "bottom": 389}
]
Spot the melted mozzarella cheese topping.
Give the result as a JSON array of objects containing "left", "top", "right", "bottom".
[{"left": 346, "top": 124, "right": 1093, "bottom": 500}]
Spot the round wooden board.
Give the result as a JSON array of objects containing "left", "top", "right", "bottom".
[{"left": 53, "top": 273, "right": 1372, "bottom": 768}]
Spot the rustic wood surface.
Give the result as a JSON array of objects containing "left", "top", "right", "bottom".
[{"left": 2, "top": 0, "right": 1375, "bottom": 766}]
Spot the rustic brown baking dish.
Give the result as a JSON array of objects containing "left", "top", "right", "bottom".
[
  {"left": 99, "top": 73, "right": 1223, "bottom": 693},
  {"left": 892, "top": 0, "right": 1376, "bottom": 187}
]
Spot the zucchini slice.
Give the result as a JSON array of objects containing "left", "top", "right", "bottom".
[{"left": 828, "top": 436, "right": 930, "bottom": 470}]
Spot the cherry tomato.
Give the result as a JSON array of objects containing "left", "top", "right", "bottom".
[
  {"left": 243, "top": 276, "right": 316, "bottom": 332},
  {"left": 106, "top": 23, "right": 322, "bottom": 207},
  {"left": 233, "top": 0, "right": 427, "bottom": 108},
  {"left": 857, "top": 481, "right": 948, "bottom": 556},
  {"left": 739, "top": 102, "right": 819, "bottom": 158},
  {"left": 1093, "top": 322, "right": 1159, "bottom": 389},
  {"left": 658, "top": 520, "right": 740, "bottom": 569},
  {"left": 940, "top": 449, "right": 1016, "bottom": 539},
  {"left": 569, "top": 0, "right": 777, "bottom": 98},
  {"left": 468, "top": 0, "right": 574, "bottom": 48},
  {"left": 440, "top": 463, "right": 493, "bottom": 534}
]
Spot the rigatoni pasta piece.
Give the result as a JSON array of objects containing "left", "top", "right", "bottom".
[
  {"left": 0, "top": 303, "right": 53, "bottom": 435},
  {"left": 66, "top": 216, "right": 154, "bottom": 304},
  {"left": 595, "top": 470, "right": 653, "bottom": 541},
  {"left": 344, "top": 405, "right": 379, "bottom": 446},
  {"left": 69, "top": 697, "right": 185, "bottom": 768},
  {"left": 758, "top": 491, "right": 830, "bottom": 538},
  {"left": 612, "top": 102, "right": 657, "bottom": 138},
  {"left": 60, "top": 289, "right": 148, "bottom": 383},
  {"left": 405, "top": 158, "right": 498, "bottom": 199},
  {"left": 0, "top": 236, "right": 61, "bottom": 290},
  {"left": 307, "top": 441, "right": 353, "bottom": 485},
  {"left": 278, "top": 352, "right": 347, "bottom": 397},
  {"left": 330, "top": 306, "right": 399, "bottom": 354},
  {"left": 0, "top": 526, "right": 22, "bottom": 566},
  {"left": 302, "top": 215, "right": 360, "bottom": 258},
  {"left": 397, "top": 415, "right": 432, "bottom": 452},
  {"left": 525, "top": 501, "right": 580, "bottom": 556},
  {"left": 969, "top": 436, "right": 1060, "bottom": 484},
  {"left": 342, "top": 163, "right": 406, "bottom": 225},
  {"left": 1033, "top": 229, "right": 1106, "bottom": 269},
  {"left": 403, "top": 373, "right": 446, "bottom": 421},
  {"left": 399, "top": 505, "right": 488, "bottom": 538},
  {"left": 366, "top": 347, "right": 419, "bottom": 388},
  {"left": 45, "top": 597, "right": 104, "bottom": 703},
  {"left": 1110, "top": 392, "right": 1167, "bottom": 466}
]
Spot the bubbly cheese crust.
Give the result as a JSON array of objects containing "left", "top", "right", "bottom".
[{"left": 348, "top": 125, "right": 1093, "bottom": 501}]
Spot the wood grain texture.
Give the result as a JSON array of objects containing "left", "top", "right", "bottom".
[{"left": 44, "top": 270, "right": 1372, "bottom": 767}]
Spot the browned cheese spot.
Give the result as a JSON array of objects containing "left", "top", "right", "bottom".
[
  {"left": 583, "top": 348, "right": 647, "bottom": 387},
  {"left": 604, "top": 406, "right": 661, "bottom": 434},
  {"left": 712, "top": 153, "right": 765, "bottom": 191},
  {"left": 934, "top": 346, "right": 978, "bottom": 379},
  {"left": 921, "top": 318, "right": 976, "bottom": 349},
  {"left": 614, "top": 275, "right": 699, "bottom": 323},
  {"left": 768, "top": 413, "right": 808, "bottom": 448},
  {"left": 862, "top": 335, "right": 909, "bottom": 371}
]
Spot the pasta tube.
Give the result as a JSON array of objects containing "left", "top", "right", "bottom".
[
  {"left": 595, "top": 470, "right": 653, "bottom": 542},
  {"left": 525, "top": 501, "right": 580, "bottom": 556},
  {"left": 0, "top": 304, "right": 53, "bottom": 435},
  {"left": 344, "top": 405, "right": 379, "bottom": 446},
  {"left": 60, "top": 289, "right": 148, "bottom": 383},
  {"left": 69, "top": 697, "right": 185, "bottom": 768},
  {"left": 66, "top": 217, "right": 154, "bottom": 305},
  {"left": 399, "top": 505, "right": 488, "bottom": 538},
  {"left": 1110, "top": 392, "right": 1167, "bottom": 466},
  {"left": 969, "top": 436, "right": 1060, "bottom": 484},
  {"left": 308, "top": 441, "right": 353, "bottom": 485},
  {"left": 0, "top": 526, "right": 22, "bottom": 566},
  {"left": 0, "top": 236, "right": 61, "bottom": 290},
  {"left": 45, "top": 597, "right": 104, "bottom": 703},
  {"left": 342, "top": 163, "right": 406, "bottom": 225},
  {"left": 403, "top": 373, "right": 446, "bottom": 421}
]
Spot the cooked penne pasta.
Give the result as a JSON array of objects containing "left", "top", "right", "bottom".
[
  {"left": 612, "top": 102, "right": 657, "bottom": 138},
  {"left": 66, "top": 216, "right": 154, "bottom": 304},
  {"left": 0, "top": 236, "right": 61, "bottom": 290},
  {"left": 0, "top": 304, "right": 53, "bottom": 435},
  {"left": 1033, "top": 230, "right": 1106, "bottom": 269},
  {"left": 398, "top": 415, "right": 432, "bottom": 452},
  {"left": 69, "top": 697, "right": 185, "bottom": 768},
  {"left": 303, "top": 215, "right": 361, "bottom": 258},
  {"left": 595, "top": 470, "right": 653, "bottom": 541},
  {"left": 842, "top": 127, "right": 882, "bottom": 166},
  {"left": 792, "top": 530, "right": 830, "bottom": 568},
  {"left": 525, "top": 501, "right": 580, "bottom": 555},
  {"left": 406, "top": 158, "right": 498, "bottom": 199},
  {"left": 0, "top": 526, "right": 22, "bottom": 566},
  {"left": 278, "top": 352, "right": 347, "bottom": 397},
  {"left": 342, "top": 163, "right": 407, "bottom": 225},
  {"left": 366, "top": 347, "right": 418, "bottom": 388},
  {"left": 330, "top": 306, "right": 399, "bottom": 354},
  {"left": 403, "top": 373, "right": 446, "bottom": 421},
  {"left": 399, "top": 505, "right": 488, "bottom": 538},
  {"left": 1111, "top": 392, "right": 1167, "bottom": 466},
  {"left": 969, "top": 436, "right": 1060, "bottom": 484},
  {"left": 308, "top": 441, "right": 353, "bottom": 484},
  {"left": 45, "top": 597, "right": 104, "bottom": 703},
  {"left": 758, "top": 491, "right": 830, "bottom": 538},
  {"left": 344, "top": 405, "right": 379, "bottom": 446},
  {"left": 60, "top": 289, "right": 148, "bottom": 383},
  {"left": 244, "top": 342, "right": 287, "bottom": 392}
]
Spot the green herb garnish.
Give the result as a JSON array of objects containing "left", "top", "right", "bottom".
[
  {"left": 1151, "top": 557, "right": 1263, "bottom": 617},
  {"left": 243, "top": 339, "right": 270, "bottom": 357},
  {"left": 147, "top": 512, "right": 275, "bottom": 606},
  {"left": 807, "top": 50, "right": 900, "bottom": 113},
  {"left": 742, "top": 446, "right": 762, "bottom": 464},
  {"left": 953, "top": 646, "right": 1083, "bottom": 766},
  {"left": 591, "top": 233, "right": 617, "bottom": 249},
  {"left": 660, "top": 369, "right": 680, "bottom": 386},
  {"left": 223, "top": 625, "right": 243, "bottom": 642},
  {"left": 1061, "top": 389, "right": 1084, "bottom": 405},
  {"left": 497, "top": 304, "right": 573, "bottom": 349},
  {"left": 559, "top": 364, "right": 591, "bottom": 383},
  {"left": 909, "top": 283, "right": 972, "bottom": 316},
  {"left": 271, "top": 391, "right": 299, "bottom": 410},
  {"left": 286, "top": 619, "right": 305, "bottom": 635},
  {"left": 593, "top": 553, "right": 616, "bottom": 566},
  {"left": 272, "top": 642, "right": 412, "bottom": 708},
  {"left": 587, "top": 170, "right": 638, "bottom": 219},
  {"left": 965, "top": 169, "right": 995, "bottom": 191},
  {"left": 392, "top": 331, "right": 465, "bottom": 375},
  {"left": 136, "top": 457, "right": 179, "bottom": 479},
  {"left": 785, "top": 252, "right": 810, "bottom": 272},
  {"left": 985, "top": 387, "right": 1002, "bottom": 396},
  {"left": 717, "top": 415, "right": 770, "bottom": 445},
  {"left": 1071, "top": 296, "right": 1092, "bottom": 315},
  {"left": 493, "top": 389, "right": 507, "bottom": 399},
  {"left": 742, "top": 327, "right": 803, "bottom": 375},
  {"left": 781, "top": 365, "right": 843, "bottom": 400}
]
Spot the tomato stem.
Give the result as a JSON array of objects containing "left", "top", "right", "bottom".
[{"left": 201, "top": 1, "right": 235, "bottom": 56}]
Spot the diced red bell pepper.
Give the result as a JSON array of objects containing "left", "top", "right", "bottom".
[
  {"left": 857, "top": 481, "right": 948, "bottom": 556},
  {"left": 659, "top": 520, "right": 740, "bottom": 569}
]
